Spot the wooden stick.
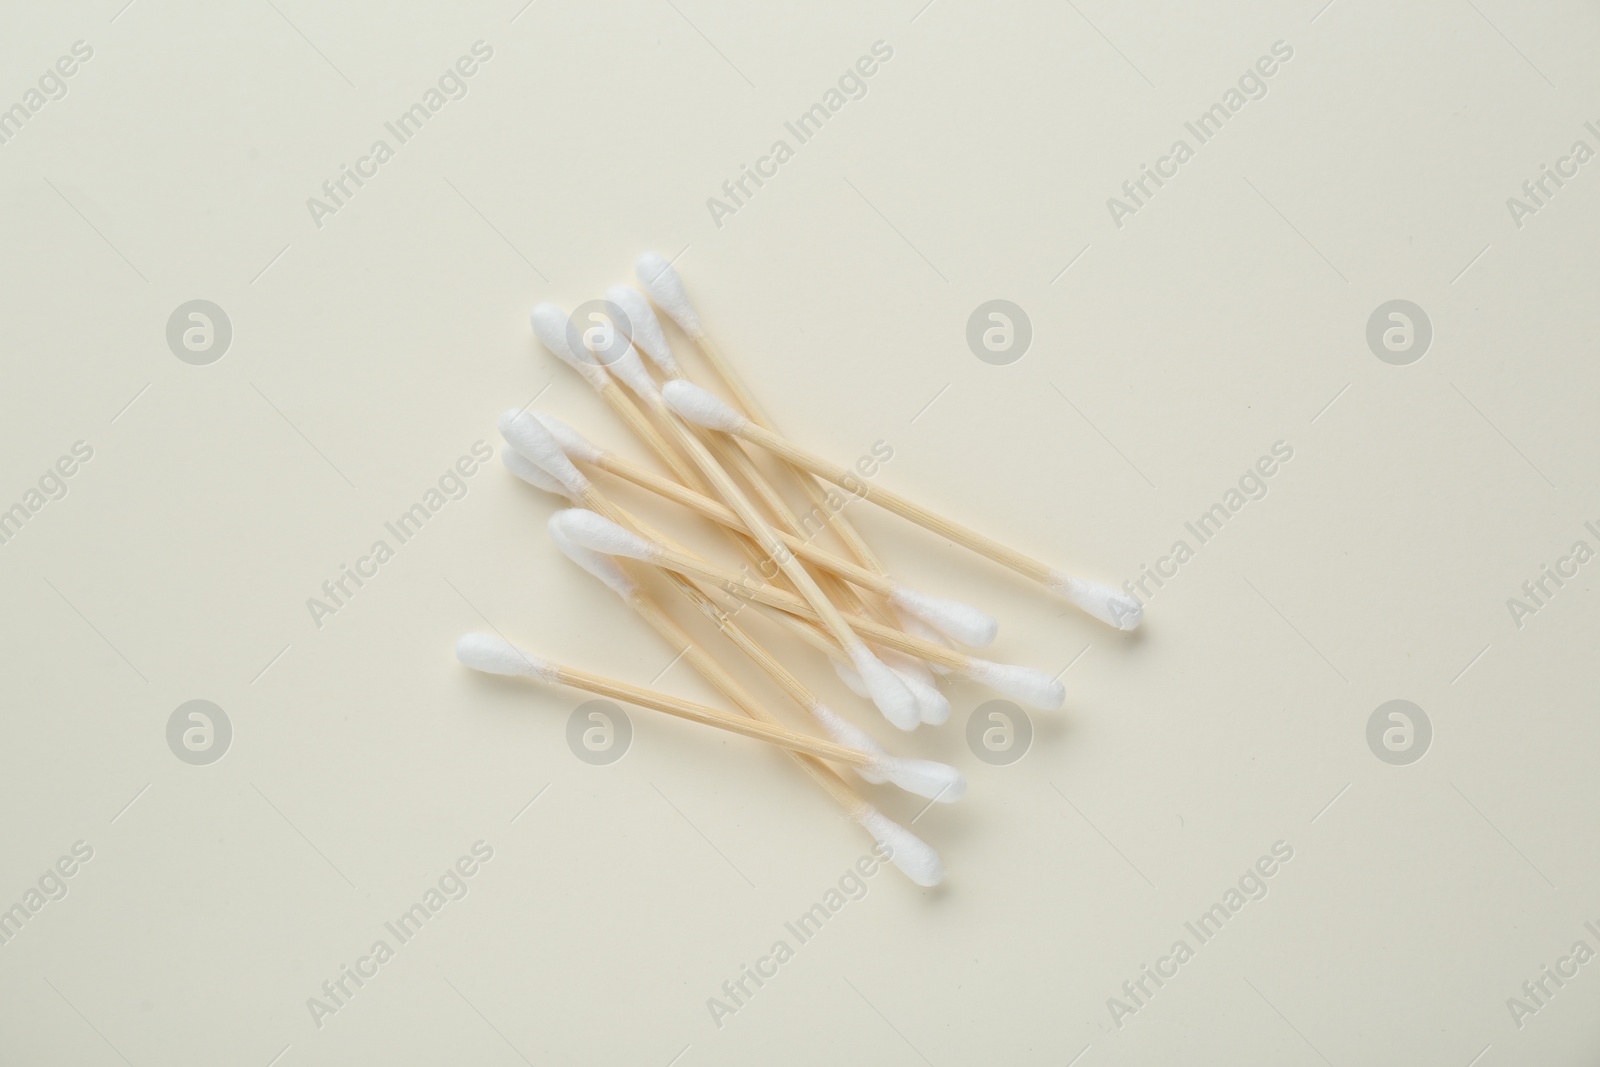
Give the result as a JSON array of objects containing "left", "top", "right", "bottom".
[
  {"left": 548, "top": 660, "right": 870, "bottom": 767},
  {"left": 594, "top": 377, "right": 803, "bottom": 599},
  {"left": 554, "top": 471, "right": 876, "bottom": 815},
  {"left": 563, "top": 480, "right": 885, "bottom": 694},
  {"left": 580, "top": 445, "right": 898, "bottom": 596},
  {"left": 634, "top": 538, "right": 973, "bottom": 672},
  {"left": 596, "top": 380, "right": 711, "bottom": 496},
  {"left": 567, "top": 484, "right": 966, "bottom": 675},
  {"left": 724, "top": 418, "right": 1058, "bottom": 586},
  {"left": 575, "top": 479, "right": 883, "bottom": 744},
  {"left": 625, "top": 585, "right": 868, "bottom": 817},
  {"left": 688, "top": 590, "right": 832, "bottom": 717},
  {"left": 637, "top": 391, "right": 897, "bottom": 696},
  {"left": 691, "top": 333, "right": 893, "bottom": 579},
  {"left": 694, "top": 408, "right": 904, "bottom": 645}
]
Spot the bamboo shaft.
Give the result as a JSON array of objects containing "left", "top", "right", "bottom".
[
  {"left": 700, "top": 429, "right": 899, "bottom": 686},
  {"left": 702, "top": 418, "right": 897, "bottom": 631},
  {"left": 550, "top": 663, "right": 869, "bottom": 766},
  {"left": 575, "top": 474, "right": 869, "bottom": 814},
  {"left": 627, "top": 591, "right": 867, "bottom": 815},
  {"left": 732, "top": 420, "right": 1056, "bottom": 585},
  {"left": 687, "top": 585, "right": 830, "bottom": 718},
  {"left": 587, "top": 448, "right": 894, "bottom": 596},
  {"left": 595, "top": 379, "right": 798, "bottom": 595},
  {"left": 643, "top": 393, "right": 878, "bottom": 661},
  {"left": 646, "top": 544, "right": 969, "bottom": 671},
  {"left": 692, "top": 335, "right": 891, "bottom": 577},
  {"left": 598, "top": 381, "right": 711, "bottom": 496}
]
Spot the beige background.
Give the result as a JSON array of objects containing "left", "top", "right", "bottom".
[{"left": 2, "top": 0, "right": 1598, "bottom": 1063}]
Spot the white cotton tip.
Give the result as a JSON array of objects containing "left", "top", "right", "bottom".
[
  {"left": 499, "top": 409, "right": 588, "bottom": 495},
  {"left": 550, "top": 509, "right": 658, "bottom": 563},
  {"left": 635, "top": 252, "right": 704, "bottom": 338},
  {"left": 826, "top": 711, "right": 967, "bottom": 800},
  {"left": 501, "top": 445, "right": 573, "bottom": 499},
  {"left": 661, "top": 379, "right": 747, "bottom": 433},
  {"left": 455, "top": 633, "right": 555, "bottom": 682},
  {"left": 598, "top": 341, "right": 661, "bottom": 402},
  {"left": 605, "top": 284, "right": 680, "bottom": 377},
  {"left": 869, "top": 755, "right": 967, "bottom": 804},
  {"left": 882, "top": 645, "right": 936, "bottom": 683},
  {"left": 1052, "top": 572, "right": 1143, "bottom": 630},
  {"left": 897, "top": 668, "right": 951, "bottom": 726},
  {"left": 817, "top": 699, "right": 964, "bottom": 802},
  {"left": 810, "top": 703, "right": 887, "bottom": 784},
  {"left": 831, "top": 658, "right": 870, "bottom": 698},
  {"left": 532, "top": 412, "right": 604, "bottom": 465},
  {"left": 888, "top": 586, "right": 998, "bottom": 648},
  {"left": 896, "top": 611, "right": 955, "bottom": 675},
  {"left": 878, "top": 648, "right": 945, "bottom": 723},
  {"left": 548, "top": 517, "right": 638, "bottom": 600},
  {"left": 847, "top": 643, "right": 921, "bottom": 732},
  {"left": 963, "top": 658, "right": 1066, "bottom": 710},
  {"left": 857, "top": 807, "right": 944, "bottom": 887},
  {"left": 530, "top": 303, "right": 607, "bottom": 390}
]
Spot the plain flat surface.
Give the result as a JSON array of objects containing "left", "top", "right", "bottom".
[{"left": 2, "top": 1, "right": 1597, "bottom": 1064}]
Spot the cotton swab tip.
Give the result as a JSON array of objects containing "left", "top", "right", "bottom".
[
  {"left": 599, "top": 342, "right": 661, "bottom": 402},
  {"left": 549, "top": 517, "right": 638, "bottom": 600},
  {"left": 897, "top": 667, "right": 951, "bottom": 726},
  {"left": 455, "top": 633, "right": 555, "bottom": 681},
  {"left": 605, "top": 284, "right": 679, "bottom": 376},
  {"left": 868, "top": 756, "right": 967, "bottom": 804},
  {"left": 876, "top": 650, "right": 948, "bottom": 724},
  {"left": 831, "top": 658, "right": 869, "bottom": 698},
  {"left": 818, "top": 685, "right": 959, "bottom": 798},
  {"left": 501, "top": 445, "right": 572, "bottom": 499},
  {"left": 661, "top": 379, "right": 747, "bottom": 433},
  {"left": 550, "top": 509, "right": 657, "bottom": 563},
  {"left": 1051, "top": 572, "right": 1143, "bottom": 630},
  {"left": 847, "top": 643, "right": 921, "bottom": 732},
  {"left": 858, "top": 807, "right": 944, "bottom": 887},
  {"left": 499, "top": 409, "right": 587, "bottom": 495},
  {"left": 810, "top": 704, "right": 886, "bottom": 784},
  {"left": 530, "top": 303, "right": 607, "bottom": 390},
  {"left": 896, "top": 611, "right": 956, "bottom": 675},
  {"left": 635, "top": 252, "right": 704, "bottom": 338},
  {"left": 532, "top": 413, "right": 605, "bottom": 464},
  {"left": 963, "top": 658, "right": 1066, "bottom": 710},
  {"left": 888, "top": 586, "right": 998, "bottom": 648}
]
